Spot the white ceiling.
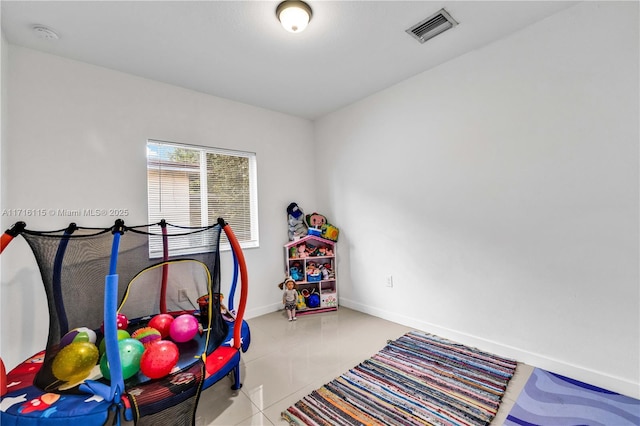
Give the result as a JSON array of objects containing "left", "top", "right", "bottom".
[{"left": 1, "top": 1, "right": 578, "bottom": 120}]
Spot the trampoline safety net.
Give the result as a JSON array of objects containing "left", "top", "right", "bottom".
[{"left": 16, "top": 220, "right": 228, "bottom": 396}]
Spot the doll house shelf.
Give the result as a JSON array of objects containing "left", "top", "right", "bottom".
[{"left": 284, "top": 235, "right": 337, "bottom": 315}]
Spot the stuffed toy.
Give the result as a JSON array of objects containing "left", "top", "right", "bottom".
[
  {"left": 304, "top": 211, "right": 340, "bottom": 242},
  {"left": 296, "top": 293, "right": 307, "bottom": 310},
  {"left": 320, "top": 264, "right": 329, "bottom": 280},
  {"left": 287, "top": 202, "right": 308, "bottom": 241},
  {"left": 322, "top": 263, "right": 335, "bottom": 279},
  {"left": 305, "top": 212, "right": 327, "bottom": 229},
  {"left": 321, "top": 223, "right": 339, "bottom": 242}
]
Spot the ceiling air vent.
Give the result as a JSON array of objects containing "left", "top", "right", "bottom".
[{"left": 406, "top": 8, "right": 458, "bottom": 44}]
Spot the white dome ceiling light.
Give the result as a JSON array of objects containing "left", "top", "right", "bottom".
[
  {"left": 32, "top": 25, "right": 59, "bottom": 40},
  {"left": 276, "top": 1, "right": 312, "bottom": 33}
]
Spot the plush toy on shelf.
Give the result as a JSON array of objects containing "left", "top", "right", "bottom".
[
  {"left": 316, "top": 247, "right": 333, "bottom": 257},
  {"left": 322, "top": 263, "right": 335, "bottom": 279},
  {"left": 290, "top": 266, "right": 303, "bottom": 281},
  {"left": 287, "top": 202, "right": 308, "bottom": 241},
  {"left": 320, "top": 264, "right": 330, "bottom": 280},
  {"left": 305, "top": 213, "right": 327, "bottom": 234},
  {"left": 321, "top": 223, "right": 339, "bottom": 242},
  {"left": 306, "top": 261, "right": 321, "bottom": 282},
  {"left": 296, "top": 292, "right": 307, "bottom": 310},
  {"left": 304, "top": 212, "right": 340, "bottom": 242}
]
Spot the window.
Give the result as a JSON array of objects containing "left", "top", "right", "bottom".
[{"left": 147, "top": 140, "right": 258, "bottom": 256}]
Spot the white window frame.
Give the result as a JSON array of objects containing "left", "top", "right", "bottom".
[{"left": 146, "top": 139, "right": 259, "bottom": 257}]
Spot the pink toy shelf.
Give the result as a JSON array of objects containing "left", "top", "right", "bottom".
[{"left": 284, "top": 235, "right": 337, "bottom": 315}]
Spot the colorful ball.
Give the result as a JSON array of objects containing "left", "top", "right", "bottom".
[
  {"left": 116, "top": 313, "right": 129, "bottom": 330},
  {"left": 140, "top": 340, "right": 179, "bottom": 379},
  {"left": 99, "top": 329, "right": 131, "bottom": 356},
  {"left": 52, "top": 341, "right": 99, "bottom": 383},
  {"left": 169, "top": 314, "right": 199, "bottom": 343},
  {"left": 307, "top": 294, "right": 320, "bottom": 308},
  {"left": 149, "top": 314, "right": 174, "bottom": 339},
  {"left": 99, "top": 338, "right": 145, "bottom": 380},
  {"left": 100, "top": 313, "right": 129, "bottom": 333},
  {"left": 60, "top": 327, "right": 97, "bottom": 348},
  {"left": 132, "top": 327, "right": 162, "bottom": 347}
]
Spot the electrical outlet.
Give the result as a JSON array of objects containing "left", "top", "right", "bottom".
[
  {"left": 178, "top": 289, "right": 188, "bottom": 302},
  {"left": 386, "top": 275, "right": 394, "bottom": 288}
]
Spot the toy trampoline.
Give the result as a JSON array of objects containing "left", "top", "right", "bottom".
[{"left": 0, "top": 218, "right": 250, "bottom": 425}]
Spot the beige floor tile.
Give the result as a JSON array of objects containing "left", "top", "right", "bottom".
[
  {"left": 200, "top": 307, "right": 528, "bottom": 425},
  {"left": 233, "top": 412, "right": 275, "bottom": 426}
]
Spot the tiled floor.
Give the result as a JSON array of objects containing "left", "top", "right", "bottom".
[{"left": 195, "top": 307, "right": 533, "bottom": 425}]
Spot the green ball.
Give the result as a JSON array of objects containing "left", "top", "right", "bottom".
[
  {"left": 99, "top": 329, "right": 131, "bottom": 356},
  {"left": 99, "top": 338, "right": 144, "bottom": 380}
]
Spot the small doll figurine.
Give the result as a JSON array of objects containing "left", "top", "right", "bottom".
[
  {"left": 297, "top": 243, "right": 308, "bottom": 258},
  {"left": 282, "top": 278, "right": 298, "bottom": 321}
]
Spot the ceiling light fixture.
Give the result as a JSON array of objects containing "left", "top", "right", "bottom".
[{"left": 276, "top": 1, "right": 312, "bottom": 33}]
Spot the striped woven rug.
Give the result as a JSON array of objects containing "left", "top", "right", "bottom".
[{"left": 282, "top": 330, "right": 517, "bottom": 426}]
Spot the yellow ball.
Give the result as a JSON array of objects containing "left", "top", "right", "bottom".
[{"left": 52, "top": 341, "right": 99, "bottom": 383}]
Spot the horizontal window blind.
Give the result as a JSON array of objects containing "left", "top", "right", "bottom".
[{"left": 147, "top": 140, "right": 259, "bottom": 257}]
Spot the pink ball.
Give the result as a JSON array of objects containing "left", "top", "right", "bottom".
[{"left": 169, "top": 314, "right": 199, "bottom": 343}]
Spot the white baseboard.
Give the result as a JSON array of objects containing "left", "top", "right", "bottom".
[
  {"left": 340, "top": 297, "right": 640, "bottom": 399},
  {"left": 244, "top": 302, "right": 281, "bottom": 320}
]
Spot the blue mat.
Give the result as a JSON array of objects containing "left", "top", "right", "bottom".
[{"left": 505, "top": 368, "right": 640, "bottom": 426}]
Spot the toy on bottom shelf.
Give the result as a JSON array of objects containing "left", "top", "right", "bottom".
[
  {"left": 296, "top": 292, "right": 307, "bottom": 310},
  {"left": 300, "top": 288, "right": 320, "bottom": 309}
]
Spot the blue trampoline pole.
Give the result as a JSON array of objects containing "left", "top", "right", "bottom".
[
  {"left": 52, "top": 223, "right": 78, "bottom": 335},
  {"left": 228, "top": 248, "right": 239, "bottom": 313},
  {"left": 104, "top": 220, "right": 125, "bottom": 403}
]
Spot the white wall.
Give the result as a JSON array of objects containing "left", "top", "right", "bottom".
[
  {"left": 2, "top": 0, "right": 638, "bottom": 399},
  {"left": 0, "top": 46, "right": 316, "bottom": 369},
  {"left": 315, "top": 1, "right": 639, "bottom": 397},
  {"left": 0, "top": 29, "right": 8, "bottom": 365}
]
